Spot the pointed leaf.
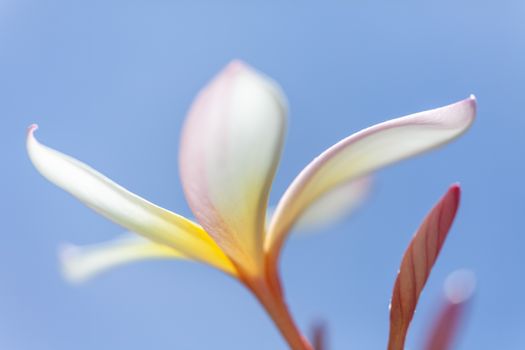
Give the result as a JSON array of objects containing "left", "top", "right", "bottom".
[
  {"left": 424, "top": 269, "right": 475, "bottom": 350},
  {"left": 387, "top": 185, "right": 461, "bottom": 350},
  {"left": 311, "top": 321, "right": 329, "bottom": 350}
]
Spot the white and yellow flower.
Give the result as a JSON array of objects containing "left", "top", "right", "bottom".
[{"left": 27, "top": 60, "right": 476, "bottom": 350}]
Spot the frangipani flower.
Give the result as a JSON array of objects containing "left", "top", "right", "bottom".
[{"left": 27, "top": 60, "right": 476, "bottom": 350}]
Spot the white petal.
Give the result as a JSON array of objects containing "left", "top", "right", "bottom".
[
  {"left": 179, "top": 61, "right": 287, "bottom": 274},
  {"left": 266, "top": 96, "right": 476, "bottom": 263},
  {"left": 294, "top": 176, "right": 372, "bottom": 232},
  {"left": 60, "top": 235, "right": 186, "bottom": 283},
  {"left": 27, "top": 125, "right": 236, "bottom": 275}
]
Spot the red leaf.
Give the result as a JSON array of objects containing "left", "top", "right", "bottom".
[
  {"left": 387, "top": 185, "right": 461, "bottom": 350},
  {"left": 424, "top": 269, "right": 475, "bottom": 350},
  {"left": 311, "top": 320, "right": 329, "bottom": 350}
]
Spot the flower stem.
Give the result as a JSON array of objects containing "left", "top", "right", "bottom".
[{"left": 245, "top": 272, "right": 313, "bottom": 350}]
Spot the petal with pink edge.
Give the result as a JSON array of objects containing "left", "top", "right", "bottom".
[
  {"left": 27, "top": 125, "right": 235, "bottom": 275},
  {"left": 266, "top": 97, "right": 475, "bottom": 263},
  {"left": 294, "top": 176, "right": 372, "bottom": 233},
  {"left": 266, "top": 177, "right": 372, "bottom": 235},
  {"left": 179, "top": 61, "right": 287, "bottom": 274}
]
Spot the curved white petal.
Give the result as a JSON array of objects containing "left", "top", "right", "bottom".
[
  {"left": 60, "top": 235, "right": 187, "bottom": 283},
  {"left": 266, "top": 177, "right": 372, "bottom": 234},
  {"left": 294, "top": 176, "right": 372, "bottom": 232},
  {"left": 179, "top": 61, "right": 287, "bottom": 274},
  {"left": 266, "top": 96, "right": 476, "bottom": 262},
  {"left": 27, "top": 125, "right": 236, "bottom": 275}
]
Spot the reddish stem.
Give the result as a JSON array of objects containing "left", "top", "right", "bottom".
[{"left": 244, "top": 269, "right": 313, "bottom": 350}]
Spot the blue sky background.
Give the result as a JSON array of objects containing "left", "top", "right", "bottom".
[{"left": 2, "top": 1, "right": 524, "bottom": 349}]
